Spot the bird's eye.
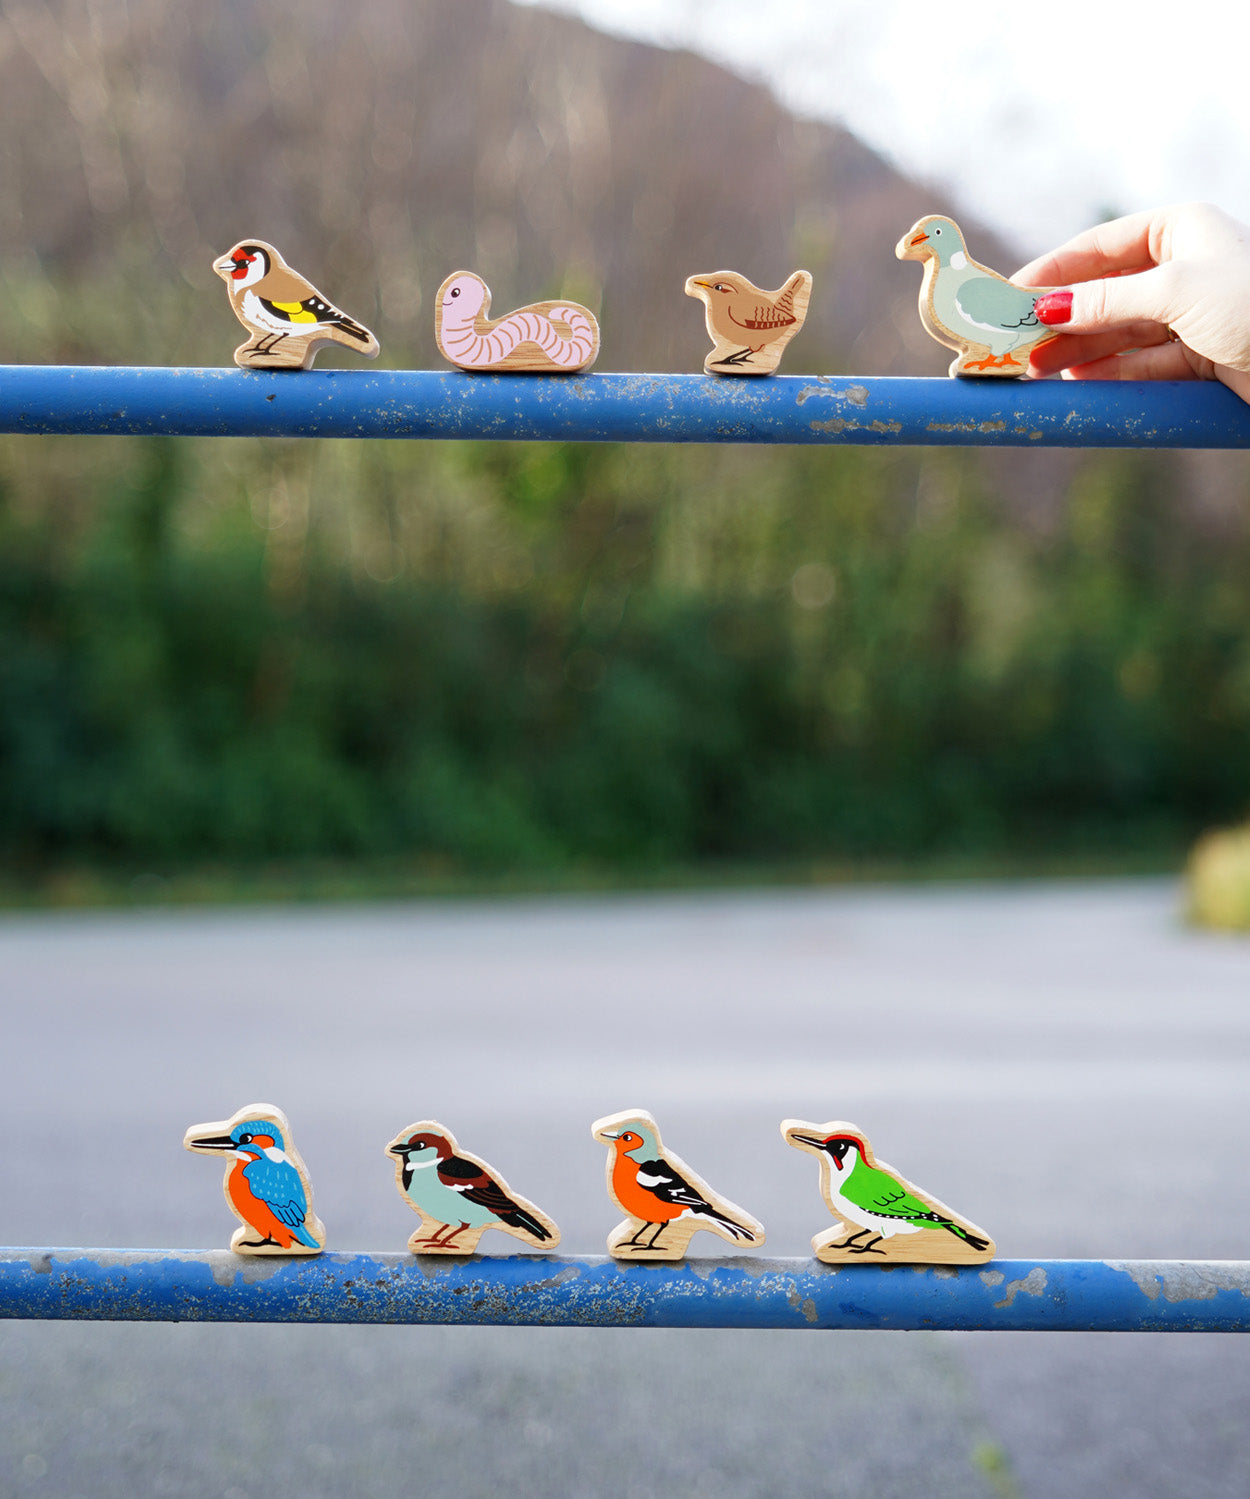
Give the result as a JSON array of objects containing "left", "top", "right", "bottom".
[
  {"left": 934, "top": 228, "right": 942, "bottom": 236},
  {"left": 239, "top": 1133, "right": 252, "bottom": 1144}
]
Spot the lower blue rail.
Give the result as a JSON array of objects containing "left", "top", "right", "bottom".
[
  {"left": 2, "top": 1250, "right": 1247, "bottom": 1331},
  {"left": 1, "top": 367, "right": 1248, "bottom": 447}
]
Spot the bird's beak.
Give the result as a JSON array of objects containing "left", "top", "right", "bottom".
[
  {"left": 597, "top": 1129, "right": 622, "bottom": 1141},
  {"left": 387, "top": 1142, "right": 407, "bottom": 1156},
  {"left": 212, "top": 257, "right": 234, "bottom": 276},
  {"left": 909, "top": 233, "right": 929, "bottom": 247},
  {"left": 788, "top": 1133, "right": 825, "bottom": 1150},
  {"left": 184, "top": 1131, "right": 237, "bottom": 1152}
]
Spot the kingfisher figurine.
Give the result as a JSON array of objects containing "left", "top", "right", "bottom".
[
  {"left": 386, "top": 1120, "right": 560, "bottom": 1254},
  {"left": 592, "top": 1109, "right": 765, "bottom": 1260},
  {"left": 782, "top": 1118, "right": 994, "bottom": 1264},
  {"left": 184, "top": 1102, "right": 325, "bottom": 1255}
]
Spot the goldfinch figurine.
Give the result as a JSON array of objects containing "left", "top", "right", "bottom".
[{"left": 213, "top": 240, "right": 380, "bottom": 370}]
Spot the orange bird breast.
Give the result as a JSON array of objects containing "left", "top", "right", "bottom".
[
  {"left": 612, "top": 1154, "right": 684, "bottom": 1224},
  {"left": 226, "top": 1159, "right": 301, "bottom": 1249}
]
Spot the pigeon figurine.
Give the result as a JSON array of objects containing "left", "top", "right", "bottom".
[{"left": 896, "top": 215, "right": 1058, "bottom": 378}]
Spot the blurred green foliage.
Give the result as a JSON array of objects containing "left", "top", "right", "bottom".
[{"left": 2, "top": 409, "right": 1249, "bottom": 881}]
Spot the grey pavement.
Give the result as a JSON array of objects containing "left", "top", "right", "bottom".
[{"left": 0, "top": 879, "right": 1248, "bottom": 1496}]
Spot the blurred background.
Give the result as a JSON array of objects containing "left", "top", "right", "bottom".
[{"left": 1, "top": 0, "right": 1249, "bottom": 913}]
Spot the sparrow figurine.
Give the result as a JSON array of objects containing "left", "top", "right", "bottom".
[
  {"left": 592, "top": 1109, "right": 765, "bottom": 1261},
  {"left": 212, "top": 239, "right": 380, "bottom": 370},
  {"left": 386, "top": 1120, "right": 560, "bottom": 1255},
  {"left": 895, "top": 215, "right": 1058, "bottom": 377},
  {"left": 434, "top": 271, "right": 599, "bottom": 372},
  {"left": 184, "top": 1102, "right": 325, "bottom": 1255},
  {"left": 684, "top": 268, "right": 812, "bottom": 375},
  {"left": 782, "top": 1118, "right": 995, "bottom": 1265}
]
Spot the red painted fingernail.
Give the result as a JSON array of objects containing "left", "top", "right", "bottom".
[{"left": 1034, "top": 291, "right": 1074, "bottom": 326}]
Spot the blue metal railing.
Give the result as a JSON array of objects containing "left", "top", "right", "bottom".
[
  {"left": 4, "top": 1250, "right": 1250, "bottom": 1331},
  {"left": 2, "top": 366, "right": 1250, "bottom": 446}
]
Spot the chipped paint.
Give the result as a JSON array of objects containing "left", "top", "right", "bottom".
[
  {"left": 1108, "top": 1260, "right": 1250, "bottom": 1305},
  {"left": 994, "top": 1267, "right": 1048, "bottom": 1309}
]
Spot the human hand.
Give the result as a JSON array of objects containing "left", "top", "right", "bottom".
[{"left": 1013, "top": 203, "right": 1250, "bottom": 403}]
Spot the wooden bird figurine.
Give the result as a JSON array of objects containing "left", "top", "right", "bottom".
[
  {"left": 212, "top": 239, "right": 380, "bottom": 370},
  {"left": 684, "top": 268, "right": 812, "bottom": 375},
  {"left": 895, "top": 215, "right": 1058, "bottom": 377},
  {"left": 434, "top": 272, "right": 599, "bottom": 373},
  {"left": 592, "top": 1109, "right": 765, "bottom": 1261},
  {"left": 184, "top": 1102, "right": 325, "bottom": 1255},
  {"left": 386, "top": 1120, "right": 560, "bottom": 1255},
  {"left": 782, "top": 1119, "right": 995, "bottom": 1265}
]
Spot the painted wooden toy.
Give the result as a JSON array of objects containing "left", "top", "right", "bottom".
[
  {"left": 386, "top": 1120, "right": 560, "bottom": 1254},
  {"left": 684, "top": 268, "right": 812, "bottom": 375},
  {"left": 434, "top": 272, "right": 599, "bottom": 373},
  {"left": 782, "top": 1118, "right": 994, "bottom": 1265},
  {"left": 212, "top": 239, "right": 380, "bottom": 371},
  {"left": 895, "top": 215, "right": 1058, "bottom": 378},
  {"left": 592, "top": 1109, "right": 765, "bottom": 1260},
  {"left": 184, "top": 1102, "right": 325, "bottom": 1255}
]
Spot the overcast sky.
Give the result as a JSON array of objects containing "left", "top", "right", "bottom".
[{"left": 514, "top": 0, "right": 1242, "bottom": 262}]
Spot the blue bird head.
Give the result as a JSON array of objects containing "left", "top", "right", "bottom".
[{"left": 185, "top": 1113, "right": 289, "bottom": 1159}]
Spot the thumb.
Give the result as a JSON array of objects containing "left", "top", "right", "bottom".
[{"left": 1035, "top": 265, "right": 1183, "bottom": 332}]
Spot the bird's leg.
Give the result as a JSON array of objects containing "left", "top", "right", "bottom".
[
  {"left": 642, "top": 1222, "right": 669, "bottom": 1251},
  {"left": 436, "top": 1222, "right": 473, "bottom": 1250},
  {"left": 838, "top": 1229, "right": 872, "bottom": 1248},
  {"left": 251, "top": 331, "right": 288, "bottom": 356},
  {"left": 621, "top": 1221, "right": 657, "bottom": 1248},
  {"left": 414, "top": 1221, "right": 460, "bottom": 1248},
  {"left": 711, "top": 347, "right": 756, "bottom": 368},
  {"left": 845, "top": 1234, "right": 886, "bottom": 1256}
]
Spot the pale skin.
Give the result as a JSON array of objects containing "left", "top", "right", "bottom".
[{"left": 1013, "top": 202, "right": 1250, "bottom": 404}]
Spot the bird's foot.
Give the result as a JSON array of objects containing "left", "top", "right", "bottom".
[
  {"left": 841, "top": 1234, "right": 886, "bottom": 1256},
  {"left": 710, "top": 346, "right": 758, "bottom": 368},
  {"left": 959, "top": 351, "right": 1023, "bottom": 373}
]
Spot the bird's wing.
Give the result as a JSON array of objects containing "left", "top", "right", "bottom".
[
  {"left": 438, "top": 1155, "right": 522, "bottom": 1217},
  {"left": 954, "top": 276, "right": 1040, "bottom": 333},
  {"left": 258, "top": 294, "right": 374, "bottom": 343},
  {"left": 634, "top": 1157, "right": 711, "bottom": 1210},
  {"left": 846, "top": 1164, "right": 934, "bottom": 1222},
  {"left": 242, "top": 1156, "right": 309, "bottom": 1229}
]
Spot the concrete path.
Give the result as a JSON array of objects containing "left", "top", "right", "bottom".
[{"left": 0, "top": 880, "right": 1247, "bottom": 1497}]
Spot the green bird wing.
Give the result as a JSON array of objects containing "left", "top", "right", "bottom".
[
  {"left": 955, "top": 276, "right": 1040, "bottom": 334},
  {"left": 843, "top": 1161, "right": 935, "bottom": 1224}
]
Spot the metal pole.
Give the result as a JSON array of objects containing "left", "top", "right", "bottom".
[
  {"left": 3, "top": 1250, "right": 1249, "bottom": 1331},
  {"left": 1, "top": 367, "right": 1248, "bottom": 447}
]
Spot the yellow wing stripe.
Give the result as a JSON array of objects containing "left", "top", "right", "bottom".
[{"left": 270, "top": 301, "right": 320, "bottom": 324}]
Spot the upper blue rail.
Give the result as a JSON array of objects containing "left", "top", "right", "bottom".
[{"left": 1, "top": 367, "right": 1249, "bottom": 447}]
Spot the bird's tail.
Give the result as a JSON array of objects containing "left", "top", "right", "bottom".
[
  {"left": 775, "top": 271, "right": 810, "bottom": 318},
  {"left": 501, "top": 1206, "right": 553, "bottom": 1242},
  {"left": 330, "top": 313, "right": 380, "bottom": 354},
  {"left": 291, "top": 1220, "right": 321, "bottom": 1250},
  {"left": 698, "top": 1205, "right": 760, "bottom": 1243},
  {"left": 942, "top": 1220, "right": 990, "bottom": 1253}
]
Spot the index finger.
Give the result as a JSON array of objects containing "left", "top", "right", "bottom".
[{"left": 1014, "top": 207, "right": 1173, "bottom": 286}]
